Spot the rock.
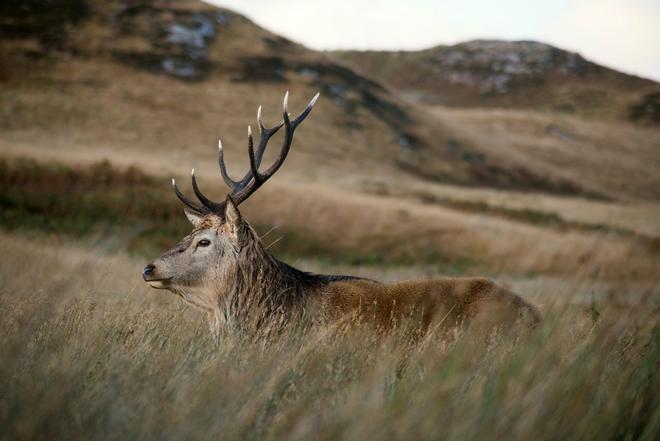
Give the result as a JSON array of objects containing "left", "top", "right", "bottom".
[
  {"left": 159, "top": 13, "right": 216, "bottom": 78},
  {"left": 426, "top": 40, "right": 596, "bottom": 94}
]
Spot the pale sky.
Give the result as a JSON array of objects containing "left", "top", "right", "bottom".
[{"left": 209, "top": 0, "right": 660, "bottom": 82}]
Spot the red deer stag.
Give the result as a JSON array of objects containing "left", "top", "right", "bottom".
[{"left": 142, "top": 92, "right": 540, "bottom": 339}]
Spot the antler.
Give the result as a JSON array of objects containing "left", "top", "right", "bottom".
[{"left": 172, "top": 91, "right": 320, "bottom": 217}]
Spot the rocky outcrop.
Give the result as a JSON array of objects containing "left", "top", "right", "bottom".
[{"left": 425, "top": 40, "right": 598, "bottom": 93}]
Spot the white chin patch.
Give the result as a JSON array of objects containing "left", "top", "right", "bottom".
[{"left": 148, "top": 281, "right": 170, "bottom": 290}]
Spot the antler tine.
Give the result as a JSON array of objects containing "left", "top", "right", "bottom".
[
  {"left": 191, "top": 168, "right": 223, "bottom": 212},
  {"left": 283, "top": 90, "right": 289, "bottom": 115},
  {"left": 257, "top": 105, "right": 265, "bottom": 133},
  {"left": 218, "top": 139, "right": 240, "bottom": 188},
  {"left": 172, "top": 92, "right": 319, "bottom": 217},
  {"left": 256, "top": 92, "right": 292, "bottom": 178},
  {"left": 254, "top": 104, "right": 285, "bottom": 167},
  {"left": 172, "top": 178, "right": 207, "bottom": 213},
  {"left": 246, "top": 125, "right": 261, "bottom": 183},
  {"left": 291, "top": 92, "right": 320, "bottom": 128},
  {"left": 229, "top": 91, "right": 320, "bottom": 205},
  {"left": 259, "top": 91, "right": 318, "bottom": 178}
]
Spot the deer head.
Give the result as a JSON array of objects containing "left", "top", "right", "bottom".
[{"left": 142, "top": 92, "right": 319, "bottom": 315}]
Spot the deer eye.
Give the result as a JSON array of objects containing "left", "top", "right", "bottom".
[{"left": 197, "top": 239, "right": 211, "bottom": 247}]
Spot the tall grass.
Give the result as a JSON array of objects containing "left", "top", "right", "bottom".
[{"left": 0, "top": 234, "right": 657, "bottom": 440}]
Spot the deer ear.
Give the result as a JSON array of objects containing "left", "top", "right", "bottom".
[
  {"left": 224, "top": 195, "right": 242, "bottom": 227},
  {"left": 184, "top": 208, "right": 204, "bottom": 227}
]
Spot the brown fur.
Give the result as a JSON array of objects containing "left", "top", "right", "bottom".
[{"left": 314, "top": 278, "right": 541, "bottom": 336}]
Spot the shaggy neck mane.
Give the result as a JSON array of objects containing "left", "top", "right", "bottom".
[{"left": 219, "top": 225, "right": 326, "bottom": 327}]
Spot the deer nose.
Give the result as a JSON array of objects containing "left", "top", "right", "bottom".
[{"left": 142, "top": 263, "right": 156, "bottom": 280}]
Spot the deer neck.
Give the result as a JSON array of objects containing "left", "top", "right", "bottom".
[{"left": 217, "top": 236, "right": 315, "bottom": 327}]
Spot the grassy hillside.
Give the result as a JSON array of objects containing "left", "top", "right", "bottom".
[
  {"left": 3, "top": 156, "right": 659, "bottom": 279},
  {"left": 1, "top": 0, "right": 500, "bottom": 192},
  {"left": 3, "top": 0, "right": 659, "bottom": 202},
  {"left": 332, "top": 40, "right": 660, "bottom": 122}
]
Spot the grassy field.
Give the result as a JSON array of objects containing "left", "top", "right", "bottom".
[
  {"left": 0, "top": 233, "right": 657, "bottom": 440},
  {"left": 1, "top": 2, "right": 659, "bottom": 439},
  {"left": 0, "top": 157, "right": 658, "bottom": 440},
  {"left": 0, "top": 155, "right": 658, "bottom": 440}
]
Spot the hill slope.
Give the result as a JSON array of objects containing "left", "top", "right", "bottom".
[
  {"left": 2, "top": 0, "right": 598, "bottom": 196},
  {"left": 1, "top": 0, "right": 659, "bottom": 203},
  {"left": 333, "top": 40, "right": 660, "bottom": 122}
]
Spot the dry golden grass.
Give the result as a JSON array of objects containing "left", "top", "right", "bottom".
[
  {"left": 430, "top": 106, "right": 660, "bottom": 202},
  {"left": 2, "top": 156, "right": 657, "bottom": 280},
  {"left": 0, "top": 232, "right": 657, "bottom": 440},
  {"left": 245, "top": 181, "right": 659, "bottom": 278},
  {"left": 377, "top": 178, "right": 660, "bottom": 238},
  {"left": 0, "top": 55, "right": 404, "bottom": 185}
]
